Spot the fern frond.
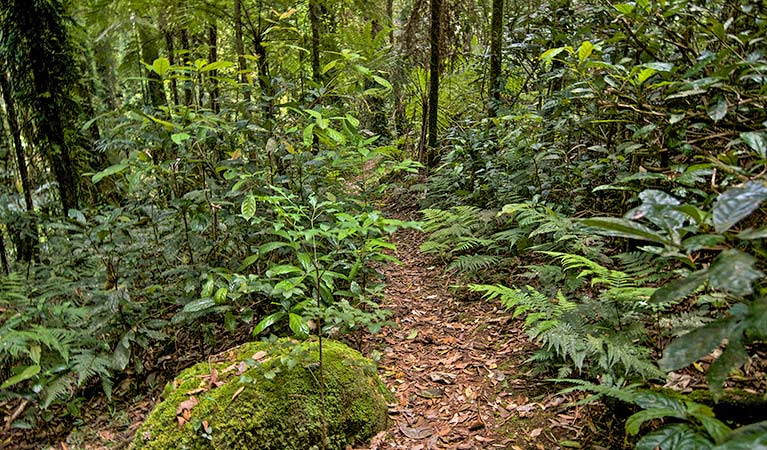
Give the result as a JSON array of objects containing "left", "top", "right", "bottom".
[
  {"left": 70, "top": 350, "right": 112, "bottom": 385},
  {"left": 40, "top": 374, "right": 76, "bottom": 408},
  {"left": 448, "top": 255, "right": 501, "bottom": 273}
]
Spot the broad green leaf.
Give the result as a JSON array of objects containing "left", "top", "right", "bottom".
[
  {"left": 659, "top": 318, "right": 737, "bottom": 371},
  {"left": 740, "top": 131, "right": 767, "bottom": 159},
  {"left": 633, "top": 391, "right": 687, "bottom": 413},
  {"left": 258, "top": 242, "right": 290, "bottom": 255},
  {"left": 708, "top": 249, "right": 763, "bottom": 296},
  {"left": 253, "top": 311, "right": 285, "bottom": 335},
  {"left": 214, "top": 287, "right": 228, "bottom": 303},
  {"left": 644, "top": 62, "right": 673, "bottom": 72},
  {"left": 288, "top": 313, "right": 309, "bottom": 339},
  {"left": 266, "top": 264, "right": 303, "bottom": 277},
  {"left": 581, "top": 217, "right": 669, "bottom": 245},
  {"left": 712, "top": 421, "right": 767, "bottom": 449},
  {"left": 171, "top": 132, "right": 191, "bottom": 145},
  {"left": 636, "top": 67, "right": 657, "bottom": 85},
  {"left": 182, "top": 298, "right": 215, "bottom": 313},
  {"left": 682, "top": 234, "right": 725, "bottom": 252},
  {"left": 699, "top": 417, "right": 734, "bottom": 447},
  {"left": 706, "top": 337, "right": 749, "bottom": 394},
  {"left": 712, "top": 181, "right": 767, "bottom": 233},
  {"left": 737, "top": 227, "right": 767, "bottom": 240},
  {"left": 613, "top": 3, "right": 634, "bottom": 14},
  {"left": 151, "top": 57, "right": 171, "bottom": 76},
  {"left": 371, "top": 75, "right": 392, "bottom": 90},
  {"left": 326, "top": 128, "right": 346, "bottom": 145},
  {"left": 241, "top": 195, "right": 257, "bottom": 220},
  {"left": 577, "top": 41, "right": 594, "bottom": 63},
  {"left": 1, "top": 364, "right": 41, "bottom": 389},
  {"left": 239, "top": 254, "right": 259, "bottom": 270},
  {"left": 626, "top": 408, "right": 686, "bottom": 435},
  {"left": 650, "top": 269, "right": 708, "bottom": 304},
  {"left": 707, "top": 95, "right": 728, "bottom": 122},
  {"left": 630, "top": 189, "right": 685, "bottom": 233},
  {"left": 112, "top": 334, "right": 131, "bottom": 371},
  {"left": 92, "top": 163, "right": 128, "bottom": 184},
  {"left": 635, "top": 424, "right": 714, "bottom": 450},
  {"left": 68, "top": 209, "right": 87, "bottom": 225},
  {"left": 303, "top": 123, "right": 315, "bottom": 146},
  {"left": 200, "top": 61, "right": 234, "bottom": 72},
  {"left": 201, "top": 278, "right": 215, "bottom": 298},
  {"left": 540, "top": 46, "right": 572, "bottom": 63}
]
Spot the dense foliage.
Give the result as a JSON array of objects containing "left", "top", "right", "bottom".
[{"left": 0, "top": 0, "right": 765, "bottom": 448}]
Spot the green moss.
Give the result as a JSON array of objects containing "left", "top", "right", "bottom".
[{"left": 130, "top": 338, "right": 390, "bottom": 450}]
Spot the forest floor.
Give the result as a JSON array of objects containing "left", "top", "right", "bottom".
[
  {"left": 353, "top": 222, "right": 616, "bottom": 450},
  {"left": 10, "top": 212, "right": 620, "bottom": 450}
]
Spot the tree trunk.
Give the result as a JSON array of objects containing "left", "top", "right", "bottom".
[
  {"left": 162, "top": 25, "right": 179, "bottom": 106},
  {"left": 139, "top": 22, "right": 165, "bottom": 108},
  {"left": 387, "top": 0, "right": 394, "bottom": 45},
  {"left": 426, "top": 0, "right": 441, "bottom": 166},
  {"left": 309, "top": 0, "right": 322, "bottom": 83},
  {"left": 93, "top": 38, "right": 119, "bottom": 110},
  {"left": 208, "top": 23, "right": 219, "bottom": 112},
  {"left": 489, "top": 0, "right": 504, "bottom": 118},
  {"left": 180, "top": 28, "right": 194, "bottom": 107},
  {"left": 0, "top": 70, "right": 37, "bottom": 262},
  {"left": 233, "top": 0, "right": 246, "bottom": 84}
]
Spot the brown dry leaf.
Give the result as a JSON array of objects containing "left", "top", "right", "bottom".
[
  {"left": 176, "top": 396, "right": 199, "bottom": 414},
  {"left": 202, "top": 420, "right": 211, "bottom": 433},
  {"left": 176, "top": 395, "right": 199, "bottom": 429},
  {"left": 530, "top": 428, "right": 543, "bottom": 438},
  {"left": 187, "top": 387, "right": 207, "bottom": 395},
  {"left": 252, "top": 350, "right": 268, "bottom": 361},
  {"left": 237, "top": 361, "right": 248, "bottom": 374},
  {"left": 429, "top": 371, "right": 457, "bottom": 385},
  {"left": 416, "top": 387, "right": 444, "bottom": 399},
  {"left": 398, "top": 424, "right": 433, "bottom": 439},
  {"left": 98, "top": 430, "right": 114, "bottom": 441}
]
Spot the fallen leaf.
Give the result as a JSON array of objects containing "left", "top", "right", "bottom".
[
  {"left": 398, "top": 424, "right": 432, "bottom": 439},
  {"left": 530, "top": 428, "right": 543, "bottom": 438},
  {"left": 237, "top": 361, "right": 248, "bottom": 374},
  {"left": 429, "top": 371, "right": 457, "bottom": 384},
  {"left": 175, "top": 396, "right": 199, "bottom": 416},
  {"left": 231, "top": 385, "right": 245, "bottom": 401},
  {"left": 252, "top": 350, "right": 268, "bottom": 361},
  {"left": 416, "top": 387, "right": 444, "bottom": 399}
]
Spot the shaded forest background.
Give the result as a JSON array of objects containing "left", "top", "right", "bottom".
[{"left": 1, "top": 0, "right": 766, "bottom": 447}]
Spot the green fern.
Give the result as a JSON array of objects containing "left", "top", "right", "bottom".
[
  {"left": 448, "top": 254, "right": 501, "bottom": 273},
  {"left": 471, "top": 283, "right": 664, "bottom": 379}
]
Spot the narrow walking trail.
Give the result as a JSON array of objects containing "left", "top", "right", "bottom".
[{"left": 359, "top": 226, "right": 598, "bottom": 450}]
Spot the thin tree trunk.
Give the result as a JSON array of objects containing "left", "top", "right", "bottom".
[
  {"left": 0, "top": 231, "right": 9, "bottom": 274},
  {"left": 139, "top": 23, "right": 165, "bottom": 108},
  {"left": 0, "top": 71, "right": 36, "bottom": 262},
  {"left": 93, "top": 38, "right": 118, "bottom": 110},
  {"left": 489, "top": 0, "right": 504, "bottom": 118},
  {"left": 387, "top": 0, "right": 394, "bottom": 45},
  {"left": 163, "top": 26, "right": 179, "bottom": 106},
  {"left": 426, "top": 0, "right": 441, "bottom": 166},
  {"left": 180, "top": 29, "right": 193, "bottom": 107},
  {"left": 309, "top": 0, "right": 322, "bottom": 83},
  {"left": 208, "top": 23, "right": 219, "bottom": 112},
  {"left": 233, "top": 0, "right": 246, "bottom": 84}
]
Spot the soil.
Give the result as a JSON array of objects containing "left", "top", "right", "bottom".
[{"left": 2, "top": 215, "right": 619, "bottom": 450}]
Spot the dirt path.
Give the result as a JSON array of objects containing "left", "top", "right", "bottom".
[{"left": 360, "top": 227, "right": 597, "bottom": 450}]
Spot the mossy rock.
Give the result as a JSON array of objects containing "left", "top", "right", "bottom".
[{"left": 130, "top": 338, "right": 390, "bottom": 450}]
